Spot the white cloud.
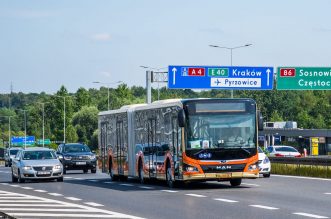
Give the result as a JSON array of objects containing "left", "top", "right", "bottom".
[{"left": 91, "top": 33, "right": 112, "bottom": 41}]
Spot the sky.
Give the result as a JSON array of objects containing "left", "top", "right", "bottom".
[{"left": 1, "top": 0, "right": 331, "bottom": 94}]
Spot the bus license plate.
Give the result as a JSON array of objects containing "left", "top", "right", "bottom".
[
  {"left": 76, "top": 162, "right": 86, "bottom": 165},
  {"left": 216, "top": 173, "right": 232, "bottom": 178}
]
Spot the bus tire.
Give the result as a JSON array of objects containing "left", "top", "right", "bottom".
[
  {"left": 166, "top": 163, "right": 174, "bottom": 188},
  {"left": 230, "top": 178, "right": 242, "bottom": 187},
  {"left": 138, "top": 160, "right": 144, "bottom": 184}
]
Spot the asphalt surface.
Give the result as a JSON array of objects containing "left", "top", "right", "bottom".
[{"left": 0, "top": 166, "right": 330, "bottom": 219}]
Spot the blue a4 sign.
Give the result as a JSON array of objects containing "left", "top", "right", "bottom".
[{"left": 168, "top": 65, "right": 274, "bottom": 90}]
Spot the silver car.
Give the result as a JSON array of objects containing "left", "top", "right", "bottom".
[{"left": 11, "top": 147, "right": 63, "bottom": 183}]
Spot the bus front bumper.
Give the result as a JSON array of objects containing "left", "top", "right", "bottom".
[{"left": 183, "top": 172, "right": 259, "bottom": 181}]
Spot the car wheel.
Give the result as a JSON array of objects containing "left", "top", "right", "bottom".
[
  {"left": 63, "top": 168, "right": 66, "bottom": 174},
  {"left": 11, "top": 172, "right": 18, "bottom": 183},
  {"left": 17, "top": 170, "right": 25, "bottom": 183},
  {"left": 166, "top": 165, "right": 174, "bottom": 188},
  {"left": 57, "top": 176, "right": 64, "bottom": 182},
  {"left": 5, "top": 162, "right": 8, "bottom": 167},
  {"left": 230, "top": 178, "right": 242, "bottom": 187},
  {"left": 263, "top": 173, "right": 271, "bottom": 178},
  {"left": 109, "top": 165, "right": 118, "bottom": 181},
  {"left": 91, "top": 168, "right": 96, "bottom": 174}
]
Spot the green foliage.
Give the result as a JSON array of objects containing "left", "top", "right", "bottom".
[{"left": 1, "top": 85, "right": 331, "bottom": 148}]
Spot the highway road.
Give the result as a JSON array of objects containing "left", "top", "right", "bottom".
[{"left": 0, "top": 166, "right": 330, "bottom": 219}]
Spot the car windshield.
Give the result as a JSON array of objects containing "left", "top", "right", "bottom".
[
  {"left": 187, "top": 114, "right": 256, "bottom": 149},
  {"left": 23, "top": 151, "right": 57, "bottom": 160},
  {"left": 64, "top": 145, "right": 90, "bottom": 153},
  {"left": 275, "top": 146, "right": 298, "bottom": 152},
  {"left": 9, "top": 149, "right": 19, "bottom": 155}
]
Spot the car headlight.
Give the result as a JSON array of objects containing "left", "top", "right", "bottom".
[
  {"left": 263, "top": 157, "right": 270, "bottom": 164},
  {"left": 22, "top": 166, "right": 32, "bottom": 170},
  {"left": 89, "top": 155, "right": 96, "bottom": 160},
  {"left": 53, "top": 165, "right": 62, "bottom": 170},
  {"left": 248, "top": 163, "right": 258, "bottom": 171},
  {"left": 64, "top": 156, "right": 72, "bottom": 160}
]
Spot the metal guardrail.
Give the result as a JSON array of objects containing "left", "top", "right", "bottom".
[{"left": 269, "top": 156, "right": 331, "bottom": 166}]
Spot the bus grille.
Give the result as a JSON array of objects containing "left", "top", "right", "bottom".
[{"left": 201, "top": 164, "right": 246, "bottom": 173}]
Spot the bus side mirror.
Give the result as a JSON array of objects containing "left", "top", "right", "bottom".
[
  {"left": 258, "top": 110, "right": 264, "bottom": 131},
  {"left": 178, "top": 109, "right": 186, "bottom": 128}
]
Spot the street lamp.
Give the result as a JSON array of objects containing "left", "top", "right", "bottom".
[
  {"left": 140, "top": 66, "right": 167, "bottom": 101},
  {"left": 54, "top": 95, "right": 75, "bottom": 144},
  {"left": 93, "top": 81, "right": 123, "bottom": 110},
  {"left": 209, "top": 43, "right": 252, "bottom": 98},
  {"left": 17, "top": 109, "right": 27, "bottom": 148},
  {"left": 36, "top": 101, "right": 50, "bottom": 147},
  {"left": 0, "top": 115, "right": 14, "bottom": 147}
]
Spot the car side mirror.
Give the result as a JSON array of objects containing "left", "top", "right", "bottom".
[
  {"left": 57, "top": 155, "right": 63, "bottom": 160},
  {"left": 92, "top": 150, "right": 96, "bottom": 154}
]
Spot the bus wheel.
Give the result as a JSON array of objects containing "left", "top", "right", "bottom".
[
  {"left": 230, "top": 178, "right": 242, "bottom": 187},
  {"left": 166, "top": 166, "right": 174, "bottom": 188},
  {"left": 138, "top": 161, "right": 144, "bottom": 184},
  {"left": 109, "top": 165, "right": 118, "bottom": 181}
]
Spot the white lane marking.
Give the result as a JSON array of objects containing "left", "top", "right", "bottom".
[
  {"left": 185, "top": 194, "right": 207, "bottom": 198},
  {"left": 214, "top": 198, "right": 238, "bottom": 203},
  {"left": 21, "top": 187, "right": 33, "bottom": 190},
  {"left": 0, "top": 188, "right": 144, "bottom": 219},
  {"left": 9, "top": 213, "right": 130, "bottom": 218},
  {"left": 88, "top": 180, "right": 99, "bottom": 182},
  {"left": 161, "top": 190, "right": 178, "bottom": 193},
  {"left": 293, "top": 212, "right": 329, "bottom": 219},
  {"left": 48, "top": 193, "right": 63, "bottom": 197},
  {"left": 0, "top": 197, "right": 39, "bottom": 199},
  {"left": 34, "top": 190, "right": 47, "bottom": 193},
  {"left": 324, "top": 193, "right": 331, "bottom": 195},
  {"left": 250, "top": 205, "right": 279, "bottom": 210},
  {"left": 273, "top": 174, "right": 331, "bottom": 182},
  {"left": 242, "top": 183, "right": 260, "bottom": 187},
  {"left": 9, "top": 185, "right": 20, "bottom": 187},
  {"left": 73, "top": 178, "right": 83, "bottom": 180},
  {"left": 64, "top": 176, "right": 73, "bottom": 179},
  {"left": 84, "top": 202, "right": 104, "bottom": 207},
  {"left": 0, "top": 183, "right": 9, "bottom": 185},
  {"left": 65, "top": 197, "right": 82, "bottom": 201},
  {"left": 139, "top": 186, "right": 154, "bottom": 189},
  {"left": 0, "top": 208, "right": 92, "bottom": 212},
  {"left": 103, "top": 182, "right": 114, "bottom": 184},
  {"left": 119, "top": 183, "right": 134, "bottom": 187}
]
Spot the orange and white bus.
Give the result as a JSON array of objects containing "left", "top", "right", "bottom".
[{"left": 98, "top": 98, "right": 263, "bottom": 187}]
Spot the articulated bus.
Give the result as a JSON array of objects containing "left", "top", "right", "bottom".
[{"left": 98, "top": 98, "right": 263, "bottom": 187}]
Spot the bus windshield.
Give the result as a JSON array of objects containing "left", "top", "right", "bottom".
[{"left": 186, "top": 113, "right": 256, "bottom": 150}]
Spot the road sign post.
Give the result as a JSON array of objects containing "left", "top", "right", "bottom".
[
  {"left": 277, "top": 67, "right": 331, "bottom": 90},
  {"left": 168, "top": 66, "right": 273, "bottom": 90}
]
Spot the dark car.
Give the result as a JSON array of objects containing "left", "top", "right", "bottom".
[{"left": 56, "top": 143, "right": 97, "bottom": 174}]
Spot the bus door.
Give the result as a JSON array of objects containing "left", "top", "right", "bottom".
[
  {"left": 147, "top": 118, "right": 157, "bottom": 178},
  {"left": 100, "top": 122, "right": 107, "bottom": 173},
  {"left": 172, "top": 117, "right": 182, "bottom": 179},
  {"left": 116, "top": 121, "right": 124, "bottom": 175}
]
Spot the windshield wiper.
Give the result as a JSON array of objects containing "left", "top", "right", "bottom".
[{"left": 193, "top": 149, "right": 208, "bottom": 156}]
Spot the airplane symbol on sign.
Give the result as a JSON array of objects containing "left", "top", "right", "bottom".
[{"left": 215, "top": 79, "right": 221, "bottom": 85}]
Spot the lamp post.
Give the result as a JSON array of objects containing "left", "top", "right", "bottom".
[
  {"left": 54, "top": 95, "right": 75, "bottom": 144},
  {"left": 140, "top": 66, "right": 167, "bottom": 101},
  {"left": 36, "top": 102, "right": 50, "bottom": 147},
  {"left": 209, "top": 43, "right": 252, "bottom": 98},
  {"left": 93, "top": 81, "right": 123, "bottom": 110},
  {"left": 17, "top": 109, "right": 27, "bottom": 148},
  {"left": 0, "top": 115, "right": 14, "bottom": 147}
]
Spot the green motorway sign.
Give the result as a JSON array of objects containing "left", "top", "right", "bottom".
[
  {"left": 277, "top": 67, "right": 331, "bottom": 90},
  {"left": 37, "top": 139, "right": 51, "bottom": 145}
]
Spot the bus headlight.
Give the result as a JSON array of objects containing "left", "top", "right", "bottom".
[
  {"left": 183, "top": 164, "right": 199, "bottom": 172},
  {"left": 248, "top": 163, "right": 258, "bottom": 171}
]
